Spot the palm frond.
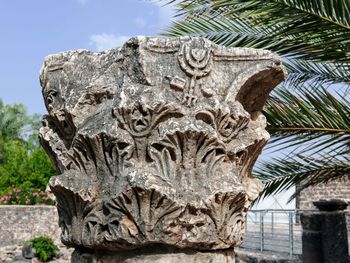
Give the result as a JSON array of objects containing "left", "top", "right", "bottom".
[
  {"left": 162, "top": 11, "right": 310, "bottom": 56},
  {"left": 265, "top": 87, "right": 350, "bottom": 155},
  {"left": 254, "top": 154, "right": 350, "bottom": 201},
  {"left": 284, "top": 60, "right": 350, "bottom": 89},
  {"left": 163, "top": 0, "right": 350, "bottom": 62}
]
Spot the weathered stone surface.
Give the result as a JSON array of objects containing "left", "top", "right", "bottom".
[
  {"left": 11, "top": 254, "right": 30, "bottom": 263},
  {"left": 39, "top": 36, "right": 286, "bottom": 255},
  {"left": 296, "top": 178, "right": 350, "bottom": 211},
  {"left": 296, "top": 179, "right": 350, "bottom": 230},
  {"left": 235, "top": 248, "right": 301, "bottom": 263},
  {"left": 0, "top": 206, "right": 61, "bottom": 247},
  {"left": 71, "top": 248, "right": 235, "bottom": 263},
  {"left": 22, "top": 243, "right": 33, "bottom": 259},
  {"left": 313, "top": 198, "right": 348, "bottom": 211},
  {"left": 301, "top": 199, "right": 350, "bottom": 263}
]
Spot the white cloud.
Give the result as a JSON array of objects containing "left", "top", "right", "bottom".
[
  {"left": 77, "top": 0, "right": 88, "bottom": 5},
  {"left": 135, "top": 17, "right": 147, "bottom": 28},
  {"left": 89, "top": 34, "right": 130, "bottom": 51}
]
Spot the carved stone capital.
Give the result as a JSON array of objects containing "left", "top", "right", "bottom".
[{"left": 40, "top": 37, "right": 286, "bottom": 255}]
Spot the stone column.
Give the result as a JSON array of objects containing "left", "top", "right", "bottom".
[
  {"left": 301, "top": 199, "right": 349, "bottom": 263},
  {"left": 39, "top": 36, "right": 286, "bottom": 262}
]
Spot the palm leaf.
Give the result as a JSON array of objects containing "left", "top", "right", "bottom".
[
  {"left": 284, "top": 60, "right": 350, "bottom": 89},
  {"left": 162, "top": 8, "right": 313, "bottom": 58},
  {"left": 265, "top": 87, "right": 350, "bottom": 155},
  {"left": 163, "top": 0, "right": 350, "bottom": 62},
  {"left": 254, "top": 154, "right": 350, "bottom": 202}
]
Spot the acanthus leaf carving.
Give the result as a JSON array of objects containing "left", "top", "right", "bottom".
[
  {"left": 114, "top": 102, "right": 185, "bottom": 138},
  {"left": 40, "top": 36, "right": 286, "bottom": 253}
]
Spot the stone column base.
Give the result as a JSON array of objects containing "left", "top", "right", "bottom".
[{"left": 71, "top": 247, "right": 235, "bottom": 263}]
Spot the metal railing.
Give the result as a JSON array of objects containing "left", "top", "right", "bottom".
[{"left": 241, "top": 209, "right": 350, "bottom": 256}]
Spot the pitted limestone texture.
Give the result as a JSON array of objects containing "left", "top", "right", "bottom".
[{"left": 39, "top": 36, "right": 286, "bottom": 252}]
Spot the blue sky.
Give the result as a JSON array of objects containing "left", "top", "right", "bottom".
[{"left": 0, "top": 0, "right": 174, "bottom": 114}]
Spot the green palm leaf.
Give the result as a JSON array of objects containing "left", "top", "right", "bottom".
[
  {"left": 162, "top": 8, "right": 312, "bottom": 57},
  {"left": 163, "top": 0, "right": 350, "bottom": 62},
  {"left": 255, "top": 155, "right": 350, "bottom": 201},
  {"left": 284, "top": 60, "right": 350, "bottom": 89},
  {"left": 265, "top": 87, "right": 350, "bottom": 155}
]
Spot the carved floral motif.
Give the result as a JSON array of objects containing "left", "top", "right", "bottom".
[{"left": 39, "top": 36, "right": 286, "bottom": 252}]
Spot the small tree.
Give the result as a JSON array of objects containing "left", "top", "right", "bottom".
[{"left": 0, "top": 99, "right": 55, "bottom": 197}]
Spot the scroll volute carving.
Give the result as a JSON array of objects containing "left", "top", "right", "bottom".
[
  {"left": 236, "top": 67, "right": 285, "bottom": 119},
  {"left": 39, "top": 36, "right": 286, "bottom": 252}
]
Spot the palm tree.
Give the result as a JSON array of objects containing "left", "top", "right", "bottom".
[{"left": 161, "top": 0, "right": 350, "bottom": 200}]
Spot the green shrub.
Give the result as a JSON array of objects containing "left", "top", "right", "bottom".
[
  {"left": 0, "top": 140, "right": 55, "bottom": 195},
  {"left": 30, "top": 236, "right": 59, "bottom": 262}
]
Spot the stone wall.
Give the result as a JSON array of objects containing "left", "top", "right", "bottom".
[
  {"left": 296, "top": 178, "right": 350, "bottom": 210},
  {"left": 0, "top": 206, "right": 61, "bottom": 247},
  {"left": 235, "top": 249, "right": 301, "bottom": 263},
  {"left": 296, "top": 178, "right": 350, "bottom": 229}
]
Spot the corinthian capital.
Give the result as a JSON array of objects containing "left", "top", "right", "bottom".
[{"left": 40, "top": 36, "right": 286, "bottom": 260}]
